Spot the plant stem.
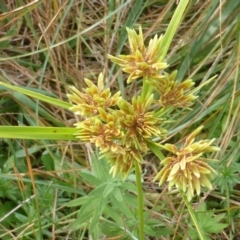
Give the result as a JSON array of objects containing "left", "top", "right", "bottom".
[
  {"left": 179, "top": 190, "right": 206, "bottom": 240},
  {"left": 135, "top": 161, "right": 144, "bottom": 240},
  {"left": 141, "top": 78, "right": 152, "bottom": 100}
]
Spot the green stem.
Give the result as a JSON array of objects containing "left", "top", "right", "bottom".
[
  {"left": 141, "top": 78, "right": 152, "bottom": 100},
  {"left": 179, "top": 190, "right": 207, "bottom": 240},
  {"left": 135, "top": 162, "right": 144, "bottom": 240}
]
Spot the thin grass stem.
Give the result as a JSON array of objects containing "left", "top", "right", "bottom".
[
  {"left": 141, "top": 79, "right": 153, "bottom": 99},
  {"left": 134, "top": 161, "right": 144, "bottom": 240},
  {"left": 179, "top": 190, "right": 207, "bottom": 240}
]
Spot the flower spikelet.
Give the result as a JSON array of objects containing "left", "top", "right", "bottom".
[
  {"left": 74, "top": 110, "right": 124, "bottom": 154},
  {"left": 102, "top": 147, "right": 143, "bottom": 179},
  {"left": 154, "top": 126, "right": 220, "bottom": 201},
  {"left": 151, "top": 70, "right": 197, "bottom": 108},
  {"left": 108, "top": 26, "right": 168, "bottom": 83},
  {"left": 116, "top": 95, "right": 167, "bottom": 152},
  {"left": 67, "top": 73, "right": 121, "bottom": 117}
]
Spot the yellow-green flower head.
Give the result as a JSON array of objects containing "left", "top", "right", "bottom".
[
  {"left": 74, "top": 110, "right": 124, "bottom": 154},
  {"left": 154, "top": 126, "right": 220, "bottom": 201},
  {"left": 151, "top": 70, "right": 197, "bottom": 108},
  {"left": 116, "top": 95, "right": 167, "bottom": 152},
  {"left": 108, "top": 26, "right": 168, "bottom": 83},
  {"left": 67, "top": 73, "right": 121, "bottom": 117},
  {"left": 102, "top": 147, "right": 142, "bottom": 179}
]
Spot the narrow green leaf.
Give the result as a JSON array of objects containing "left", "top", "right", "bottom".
[
  {"left": 91, "top": 152, "right": 111, "bottom": 181},
  {"left": 110, "top": 194, "right": 135, "bottom": 219},
  {"left": 89, "top": 196, "right": 107, "bottom": 236},
  {"left": 89, "top": 183, "right": 109, "bottom": 198},
  {"left": 103, "top": 183, "right": 114, "bottom": 198},
  {"left": 0, "top": 126, "right": 77, "bottom": 140},
  {"left": 66, "top": 196, "right": 89, "bottom": 207},
  {"left": 147, "top": 141, "right": 165, "bottom": 161},
  {"left": 70, "top": 208, "right": 94, "bottom": 230},
  {"left": 0, "top": 81, "right": 71, "bottom": 110},
  {"left": 41, "top": 153, "right": 55, "bottom": 171},
  {"left": 80, "top": 172, "right": 103, "bottom": 186},
  {"left": 11, "top": 91, "right": 65, "bottom": 126},
  {"left": 161, "top": 0, "right": 189, "bottom": 59},
  {"left": 112, "top": 187, "right": 123, "bottom": 202}
]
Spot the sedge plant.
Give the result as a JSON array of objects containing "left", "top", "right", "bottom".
[
  {"left": 0, "top": 1, "right": 221, "bottom": 239},
  {"left": 66, "top": 25, "right": 219, "bottom": 240}
]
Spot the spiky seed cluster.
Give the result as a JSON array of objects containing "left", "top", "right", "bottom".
[
  {"left": 154, "top": 126, "right": 220, "bottom": 201},
  {"left": 116, "top": 95, "right": 167, "bottom": 152},
  {"left": 150, "top": 70, "right": 197, "bottom": 108},
  {"left": 67, "top": 73, "right": 121, "bottom": 117},
  {"left": 68, "top": 26, "right": 219, "bottom": 187},
  {"left": 74, "top": 109, "right": 124, "bottom": 154},
  {"left": 108, "top": 26, "right": 168, "bottom": 83},
  {"left": 102, "top": 147, "right": 143, "bottom": 179},
  {"left": 68, "top": 73, "right": 167, "bottom": 178}
]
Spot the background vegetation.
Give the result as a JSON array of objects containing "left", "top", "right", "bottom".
[{"left": 0, "top": 0, "right": 239, "bottom": 239}]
